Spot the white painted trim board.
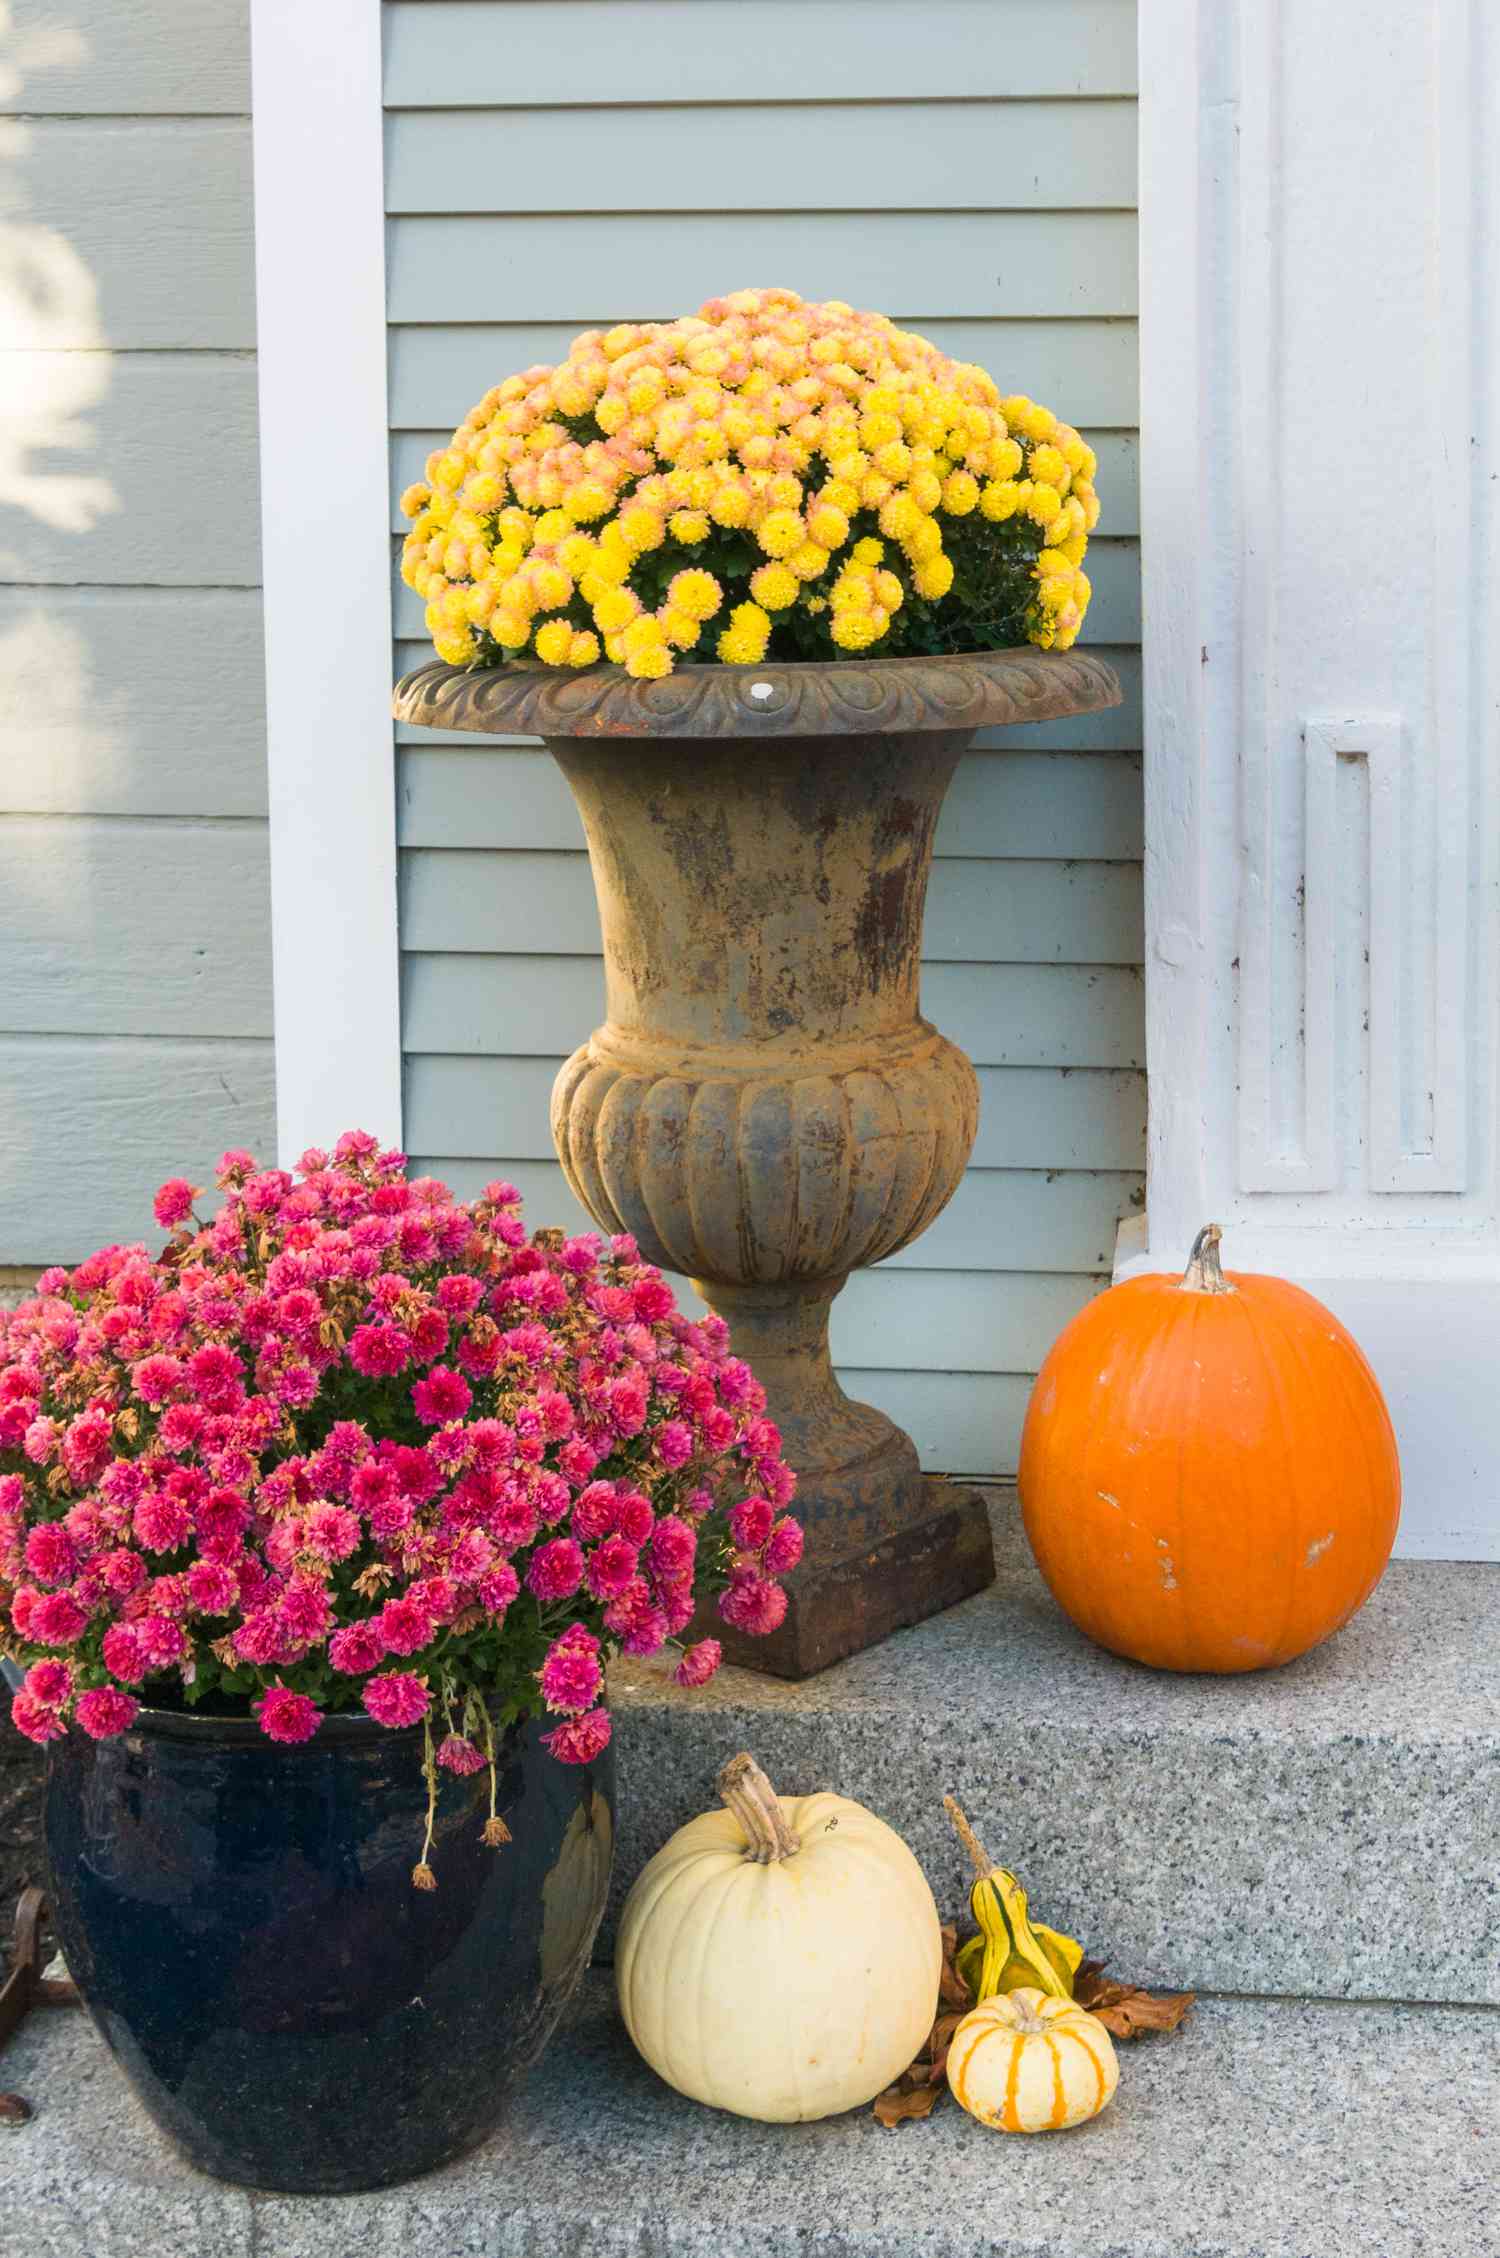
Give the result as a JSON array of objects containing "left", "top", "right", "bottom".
[{"left": 249, "top": 0, "right": 402, "bottom": 1163}]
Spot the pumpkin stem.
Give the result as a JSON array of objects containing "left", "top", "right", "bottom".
[
  {"left": 943, "top": 1794, "right": 995, "bottom": 1882},
  {"left": 1180, "top": 1223, "right": 1234, "bottom": 1295},
  {"left": 717, "top": 1751, "right": 801, "bottom": 1864}
]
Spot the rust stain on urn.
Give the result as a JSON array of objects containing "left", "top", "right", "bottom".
[{"left": 396, "top": 648, "right": 1122, "bottom": 1676}]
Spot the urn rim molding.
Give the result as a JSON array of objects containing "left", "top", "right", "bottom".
[{"left": 392, "top": 645, "right": 1122, "bottom": 741}]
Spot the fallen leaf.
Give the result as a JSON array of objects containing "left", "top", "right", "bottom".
[
  {"left": 873, "top": 2079, "right": 944, "bottom": 2127},
  {"left": 1075, "top": 1960, "right": 1195, "bottom": 2039},
  {"left": 937, "top": 1923, "right": 973, "bottom": 2010}
]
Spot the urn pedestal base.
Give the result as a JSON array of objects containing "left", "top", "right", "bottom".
[{"left": 708, "top": 1479, "right": 996, "bottom": 1678}]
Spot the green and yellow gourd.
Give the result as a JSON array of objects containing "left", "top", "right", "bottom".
[{"left": 943, "top": 1796, "right": 1083, "bottom": 2003}]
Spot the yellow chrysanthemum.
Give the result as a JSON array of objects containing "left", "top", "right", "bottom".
[
  {"left": 716, "top": 600, "right": 771, "bottom": 664},
  {"left": 422, "top": 294, "right": 1097, "bottom": 676},
  {"left": 1029, "top": 443, "right": 1069, "bottom": 490},
  {"left": 1027, "top": 481, "right": 1063, "bottom": 527},
  {"left": 662, "top": 608, "right": 702, "bottom": 651},
  {"left": 878, "top": 492, "right": 921, "bottom": 541},
  {"left": 749, "top": 561, "right": 799, "bottom": 609},
  {"left": 708, "top": 481, "right": 752, "bottom": 528},
  {"left": 830, "top": 608, "right": 883, "bottom": 652},
  {"left": 618, "top": 503, "right": 666, "bottom": 553},
  {"left": 912, "top": 554, "right": 955, "bottom": 600},
  {"left": 592, "top": 586, "right": 641, "bottom": 634},
  {"left": 621, "top": 613, "right": 667, "bottom": 657},
  {"left": 625, "top": 643, "right": 673, "bottom": 679},
  {"left": 666, "top": 568, "right": 724, "bottom": 623},
  {"left": 980, "top": 479, "right": 1023, "bottom": 522},
  {"left": 563, "top": 480, "right": 611, "bottom": 524},
  {"left": 941, "top": 469, "right": 980, "bottom": 516},
  {"left": 904, "top": 517, "right": 943, "bottom": 563},
  {"left": 755, "top": 508, "right": 804, "bottom": 558},
  {"left": 806, "top": 501, "right": 849, "bottom": 550}
]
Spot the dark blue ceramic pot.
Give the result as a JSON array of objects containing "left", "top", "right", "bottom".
[{"left": 37, "top": 1697, "right": 613, "bottom": 2193}]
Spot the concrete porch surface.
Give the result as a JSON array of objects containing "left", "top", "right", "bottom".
[{"left": 4, "top": 1490, "right": 1496, "bottom": 2255}]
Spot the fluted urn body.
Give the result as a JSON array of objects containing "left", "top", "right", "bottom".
[{"left": 395, "top": 648, "right": 1122, "bottom": 1674}]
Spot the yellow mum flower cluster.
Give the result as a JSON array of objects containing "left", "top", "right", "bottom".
[{"left": 401, "top": 288, "right": 1100, "bottom": 679}]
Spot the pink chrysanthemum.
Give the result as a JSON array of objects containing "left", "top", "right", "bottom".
[
  {"left": 328, "top": 1619, "right": 386, "bottom": 1674},
  {"left": 254, "top": 1686, "right": 322, "bottom": 1744},
  {"left": 719, "top": 1571, "right": 789, "bottom": 1638},
  {"left": 538, "top": 1632, "right": 604, "bottom": 1715},
  {"left": 362, "top": 1671, "right": 430, "bottom": 1728},
  {"left": 152, "top": 1178, "right": 198, "bottom": 1229},
  {"left": 542, "top": 1705, "right": 612, "bottom": 1765},
  {"left": 436, "top": 1732, "right": 487, "bottom": 1775},
  {"left": 526, "top": 1536, "right": 584, "bottom": 1603},
  {"left": 75, "top": 1686, "right": 140, "bottom": 1739},
  {"left": 673, "top": 1638, "right": 722, "bottom": 1689},
  {"left": 23, "top": 1658, "right": 73, "bottom": 1709}
]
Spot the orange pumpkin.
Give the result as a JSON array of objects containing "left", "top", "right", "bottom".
[{"left": 1018, "top": 1224, "right": 1400, "bottom": 1672}]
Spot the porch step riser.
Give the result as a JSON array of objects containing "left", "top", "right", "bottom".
[{"left": 607, "top": 1495, "right": 1500, "bottom": 2008}]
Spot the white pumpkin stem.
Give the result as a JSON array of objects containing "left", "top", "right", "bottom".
[
  {"left": 1180, "top": 1222, "right": 1234, "bottom": 1295},
  {"left": 943, "top": 1794, "right": 995, "bottom": 1882},
  {"left": 717, "top": 1751, "right": 801, "bottom": 1863}
]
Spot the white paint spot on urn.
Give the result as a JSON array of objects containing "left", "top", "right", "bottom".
[{"left": 750, "top": 680, "right": 775, "bottom": 701}]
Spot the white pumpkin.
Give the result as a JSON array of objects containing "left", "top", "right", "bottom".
[
  {"left": 946, "top": 1987, "right": 1119, "bottom": 2132},
  {"left": 616, "top": 1750, "right": 942, "bottom": 2122}
]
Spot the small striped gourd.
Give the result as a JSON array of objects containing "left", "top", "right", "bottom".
[
  {"left": 944, "top": 1797, "right": 1083, "bottom": 2003},
  {"left": 946, "top": 1988, "right": 1118, "bottom": 2132}
]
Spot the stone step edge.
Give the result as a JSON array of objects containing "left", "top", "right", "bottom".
[{"left": 4, "top": 1976, "right": 1496, "bottom": 2258}]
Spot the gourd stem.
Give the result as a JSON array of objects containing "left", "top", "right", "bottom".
[
  {"left": 1179, "top": 1222, "right": 1234, "bottom": 1295},
  {"left": 717, "top": 1751, "right": 801, "bottom": 1864},
  {"left": 943, "top": 1794, "right": 995, "bottom": 1882}
]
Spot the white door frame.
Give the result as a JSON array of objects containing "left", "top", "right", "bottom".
[
  {"left": 249, "top": 0, "right": 402, "bottom": 1164},
  {"left": 1135, "top": 0, "right": 1500, "bottom": 1558}
]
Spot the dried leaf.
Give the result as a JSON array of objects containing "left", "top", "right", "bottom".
[
  {"left": 937, "top": 1924, "right": 974, "bottom": 2010},
  {"left": 1074, "top": 1961, "right": 1195, "bottom": 2039},
  {"left": 873, "top": 2079, "right": 944, "bottom": 2127}
]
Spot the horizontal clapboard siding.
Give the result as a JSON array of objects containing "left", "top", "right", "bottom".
[
  {"left": 398, "top": 748, "right": 1144, "bottom": 859},
  {"left": 0, "top": 4, "right": 272, "bottom": 1264},
  {"left": 382, "top": 1, "right": 1139, "bottom": 104},
  {"left": 388, "top": 213, "right": 1138, "bottom": 324},
  {"left": 385, "top": 103, "right": 1137, "bottom": 213},
  {"left": 384, "top": 0, "right": 1141, "bottom": 1468}
]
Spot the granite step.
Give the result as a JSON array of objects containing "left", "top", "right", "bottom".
[
  {"left": 610, "top": 1489, "right": 1500, "bottom": 2006},
  {"left": 4, "top": 1972, "right": 1496, "bottom": 2258}
]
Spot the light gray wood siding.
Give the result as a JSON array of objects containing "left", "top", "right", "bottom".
[
  {"left": 0, "top": 0, "right": 272, "bottom": 1264},
  {"left": 384, "top": 0, "right": 1142, "bottom": 1474}
]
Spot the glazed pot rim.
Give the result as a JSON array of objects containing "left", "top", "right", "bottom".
[
  {"left": 392, "top": 644, "right": 1122, "bottom": 744},
  {"left": 1, "top": 1656, "right": 520, "bottom": 1752}
]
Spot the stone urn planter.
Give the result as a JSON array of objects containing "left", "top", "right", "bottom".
[{"left": 395, "top": 647, "right": 1121, "bottom": 1675}]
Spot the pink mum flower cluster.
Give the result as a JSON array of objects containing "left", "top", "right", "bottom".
[{"left": 0, "top": 1137, "right": 799, "bottom": 1792}]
